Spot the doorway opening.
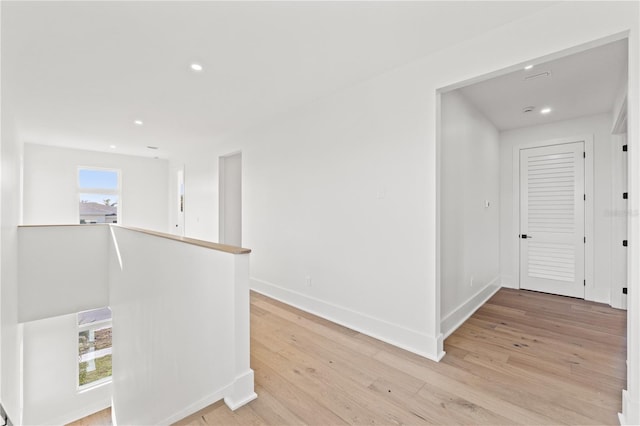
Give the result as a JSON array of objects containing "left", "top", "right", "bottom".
[
  {"left": 437, "top": 34, "right": 629, "bottom": 338},
  {"left": 219, "top": 151, "right": 242, "bottom": 247},
  {"left": 175, "top": 167, "right": 185, "bottom": 237}
]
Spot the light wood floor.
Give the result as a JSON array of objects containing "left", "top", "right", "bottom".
[{"left": 73, "top": 288, "right": 627, "bottom": 425}]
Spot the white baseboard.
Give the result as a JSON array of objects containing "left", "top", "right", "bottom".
[
  {"left": 159, "top": 385, "right": 229, "bottom": 426},
  {"left": 251, "top": 278, "right": 443, "bottom": 362},
  {"left": 46, "top": 398, "right": 111, "bottom": 426},
  {"left": 441, "top": 277, "right": 501, "bottom": 339},
  {"left": 619, "top": 389, "right": 640, "bottom": 426},
  {"left": 224, "top": 369, "right": 258, "bottom": 411},
  {"left": 500, "top": 274, "right": 517, "bottom": 289}
]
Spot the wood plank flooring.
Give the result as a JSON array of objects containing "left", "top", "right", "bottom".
[{"left": 73, "top": 288, "right": 627, "bottom": 425}]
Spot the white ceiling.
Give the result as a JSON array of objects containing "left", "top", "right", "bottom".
[
  {"left": 2, "top": 1, "right": 558, "bottom": 159},
  {"left": 458, "top": 38, "right": 628, "bottom": 130}
]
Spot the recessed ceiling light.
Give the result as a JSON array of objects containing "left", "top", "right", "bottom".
[
  {"left": 109, "top": 145, "right": 117, "bottom": 149},
  {"left": 147, "top": 146, "right": 159, "bottom": 150},
  {"left": 522, "top": 106, "right": 535, "bottom": 113},
  {"left": 524, "top": 64, "right": 534, "bottom": 70},
  {"left": 540, "top": 107, "right": 552, "bottom": 114},
  {"left": 190, "top": 63, "right": 204, "bottom": 72},
  {"left": 134, "top": 120, "right": 144, "bottom": 126}
]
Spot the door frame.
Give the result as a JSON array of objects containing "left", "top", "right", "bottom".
[
  {"left": 175, "top": 166, "right": 185, "bottom": 237},
  {"left": 218, "top": 150, "right": 242, "bottom": 246},
  {"left": 611, "top": 97, "right": 628, "bottom": 310},
  {"left": 511, "top": 135, "right": 594, "bottom": 297}
]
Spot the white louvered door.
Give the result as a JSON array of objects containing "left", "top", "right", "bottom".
[{"left": 519, "top": 142, "right": 585, "bottom": 298}]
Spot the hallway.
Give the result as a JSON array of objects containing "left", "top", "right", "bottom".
[{"left": 175, "top": 288, "right": 625, "bottom": 425}]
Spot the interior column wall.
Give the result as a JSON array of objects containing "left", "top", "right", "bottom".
[
  {"left": 440, "top": 90, "right": 501, "bottom": 337},
  {"left": 1, "top": 70, "right": 23, "bottom": 423}
]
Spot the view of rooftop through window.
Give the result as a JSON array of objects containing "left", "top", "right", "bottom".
[
  {"left": 78, "top": 168, "right": 119, "bottom": 224},
  {"left": 78, "top": 307, "right": 112, "bottom": 388}
]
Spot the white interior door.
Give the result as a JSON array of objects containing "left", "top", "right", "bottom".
[
  {"left": 519, "top": 142, "right": 585, "bottom": 298},
  {"left": 175, "top": 168, "right": 185, "bottom": 236}
]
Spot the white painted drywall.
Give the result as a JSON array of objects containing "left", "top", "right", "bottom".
[
  {"left": 108, "top": 227, "right": 254, "bottom": 425},
  {"left": 624, "top": 23, "right": 640, "bottom": 425},
  {"left": 499, "top": 113, "right": 614, "bottom": 304},
  {"left": 21, "top": 314, "right": 111, "bottom": 426},
  {"left": 611, "top": 132, "right": 628, "bottom": 310},
  {"left": 168, "top": 3, "right": 638, "bottom": 361},
  {"left": 18, "top": 226, "right": 109, "bottom": 323},
  {"left": 15, "top": 224, "right": 254, "bottom": 424},
  {"left": 440, "top": 90, "right": 500, "bottom": 337},
  {"left": 22, "top": 143, "right": 169, "bottom": 232},
  {"left": 220, "top": 152, "right": 242, "bottom": 247},
  {"left": 612, "top": 83, "right": 628, "bottom": 132},
  {"left": 1, "top": 88, "right": 23, "bottom": 422}
]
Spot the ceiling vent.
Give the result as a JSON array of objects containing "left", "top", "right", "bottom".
[{"left": 524, "top": 71, "right": 551, "bottom": 81}]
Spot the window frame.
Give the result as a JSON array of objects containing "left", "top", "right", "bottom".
[
  {"left": 77, "top": 313, "right": 113, "bottom": 391},
  {"left": 77, "top": 167, "right": 122, "bottom": 225}
]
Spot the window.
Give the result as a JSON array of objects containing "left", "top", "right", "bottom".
[
  {"left": 78, "top": 307, "right": 112, "bottom": 389},
  {"left": 78, "top": 168, "right": 120, "bottom": 224}
]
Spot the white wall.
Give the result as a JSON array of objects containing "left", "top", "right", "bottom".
[
  {"left": 108, "top": 227, "right": 254, "bottom": 425},
  {"left": 1, "top": 121, "right": 22, "bottom": 424},
  {"left": 220, "top": 152, "right": 242, "bottom": 246},
  {"left": 22, "top": 314, "right": 111, "bottom": 426},
  {"left": 440, "top": 91, "right": 500, "bottom": 337},
  {"left": 23, "top": 143, "right": 169, "bottom": 232},
  {"left": 168, "top": 2, "right": 639, "bottom": 361},
  {"left": 1, "top": 59, "right": 23, "bottom": 421},
  {"left": 624, "top": 18, "right": 640, "bottom": 424},
  {"left": 14, "top": 225, "right": 255, "bottom": 424},
  {"left": 500, "top": 113, "right": 615, "bottom": 304},
  {"left": 18, "top": 226, "right": 109, "bottom": 323}
]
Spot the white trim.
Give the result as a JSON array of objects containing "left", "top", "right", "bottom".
[
  {"left": 441, "top": 277, "right": 501, "bottom": 339},
  {"left": 77, "top": 318, "right": 111, "bottom": 332},
  {"left": 623, "top": 25, "right": 639, "bottom": 426},
  {"left": 77, "top": 311, "right": 113, "bottom": 391},
  {"left": 224, "top": 369, "right": 258, "bottom": 411},
  {"left": 158, "top": 385, "right": 230, "bottom": 426},
  {"left": 500, "top": 274, "right": 517, "bottom": 289},
  {"left": 619, "top": 389, "right": 640, "bottom": 426},
  {"left": 218, "top": 156, "right": 226, "bottom": 243},
  {"left": 176, "top": 167, "right": 185, "bottom": 237},
  {"left": 435, "top": 90, "right": 444, "bottom": 360},
  {"left": 613, "top": 95, "right": 628, "bottom": 135},
  {"left": 511, "top": 135, "right": 594, "bottom": 300},
  {"left": 610, "top": 132, "right": 628, "bottom": 310},
  {"left": 251, "top": 277, "right": 444, "bottom": 361},
  {"left": 77, "top": 166, "right": 122, "bottom": 225},
  {"left": 438, "top": 31, "right": 629, "bottom": 94},
  {"left": 47, "top": 397, "right": 111, "bottom": 426}
]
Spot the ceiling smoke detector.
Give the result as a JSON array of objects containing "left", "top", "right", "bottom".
[{"left": 522, "top": 106, "right": 535, "bottom": 113}]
